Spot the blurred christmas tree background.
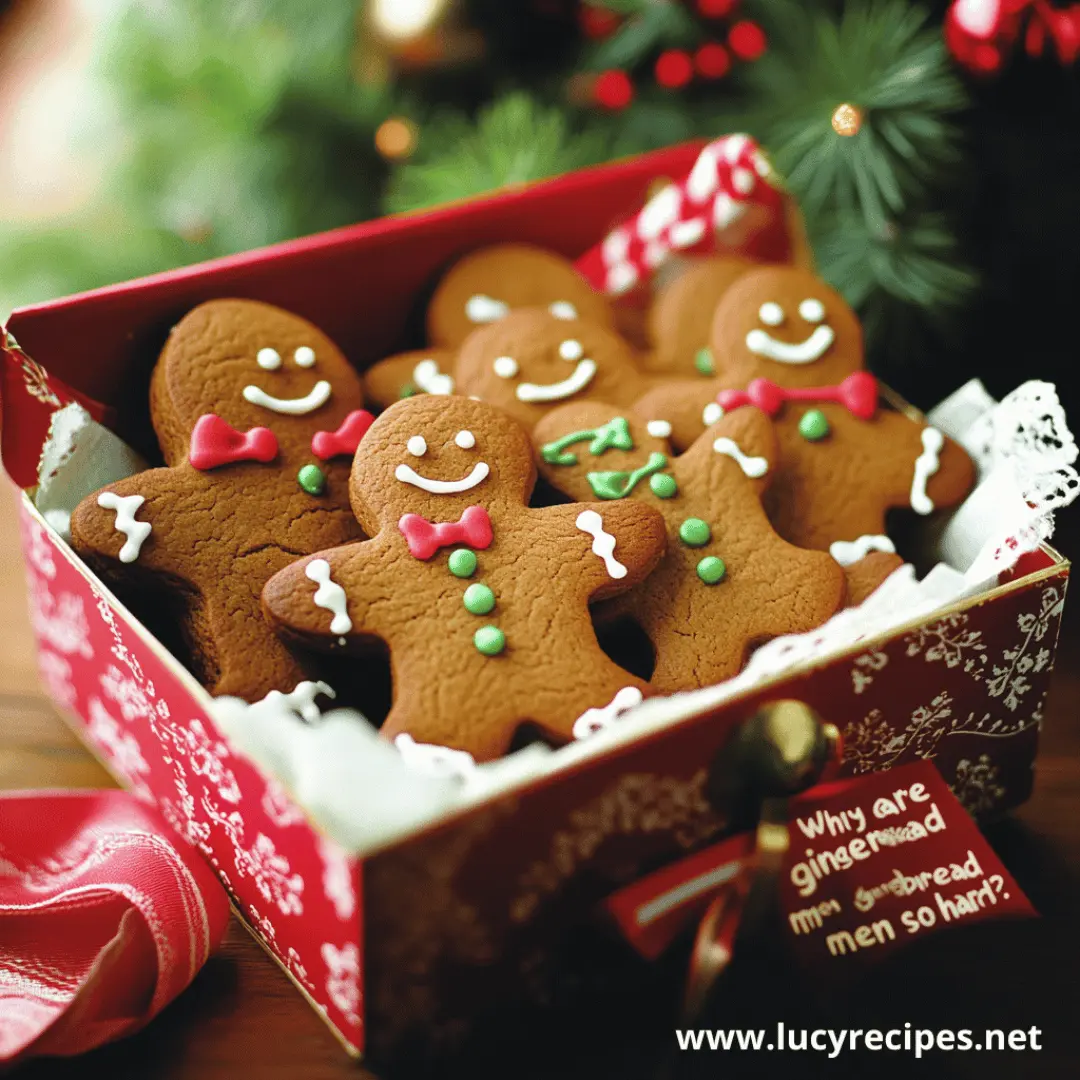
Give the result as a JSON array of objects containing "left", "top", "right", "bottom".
[{"left": 0, "top": 0, "right": 1078, "bottom": 410}]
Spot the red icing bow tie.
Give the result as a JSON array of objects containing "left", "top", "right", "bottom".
[
  {"left": 312, "top": 409, "right": 375, "bottom": 461},
  {"left": 717, "top": 372, "right": 879, "bottom": 421},
  {"left": 399, "top": 505, "right": 494, "bottom": 560},
  {"left": 189, "top": 413, "right": 279, "bottom": 470}
]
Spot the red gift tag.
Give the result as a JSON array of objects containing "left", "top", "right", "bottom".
[{"left": 779, "top": 761, "right": 1034, "bottom": 968}]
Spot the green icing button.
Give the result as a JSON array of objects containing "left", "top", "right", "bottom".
[
  {"left": 679, "top": 518, "right": 711, "bottom": 547},
  {"left": 474, "top": 625, "right": 506, "bottom": 656},
  {"left": 649, "top": 473, "right": 678, "bottom": 499},
  {"left": 694, "top": 347, "right": 716, "bottom": 376},
  {"left": 398, "top": 383, "right": 417, "bottom": 399},
  {"left": 448, "top": 549, "right": 477, "bottom": 578},
  {"left": 463, "top": 583, "right": 495, "bottom": 615},
  {"left": 799, "top": 409, "right": 830, "bottom": 442},
  {"left": 297, "top": 464, "right": 326, "bottom": 496},
  {"left": 697, "top": 556, "right": 727, "bottom": 584}
]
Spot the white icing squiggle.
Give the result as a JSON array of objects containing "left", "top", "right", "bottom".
[
  {"left": 394, "top": 461, "right": 490, "bottom": 494},
  {"left": 413, "top": 358, "right": 454, "bottom": 396},
  {"left": 305, "top": 559, "right": 352, "bottom": 635},
  {"left": 572, "top": 686, "right": 644, "bottom": 740},
  {"left": 829, "top": 535, "right": 896, "bottom": 567},
  {"left": 516, "top": 360, "right": 596, "bottom": 403},
  {"left": 466, "top": 295, "right": 509, "bottom": 323},
  {"left": 97, "top": 492, "right": 151, "bottom": 563},
  {"left": 575, "top": 509, "right": 628, "bottom": 579},
  {"left": 911, "top": 427, "right": 945, "bottom": 515},
  {"left": 243, "top": 380, "right": 332, "bottom": 415},
  {"left": 257, "top": 680, "right": 336, "bottom": 723},
  {"left": 712, "top": 437, "right": 769, "bottom": 478}
]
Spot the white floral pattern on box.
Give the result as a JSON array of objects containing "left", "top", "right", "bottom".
[{"left": 16, "top": 508, "right": 364, "bottom": 1054}]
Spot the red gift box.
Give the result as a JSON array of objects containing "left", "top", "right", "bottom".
[{"left": 0, "top": 143, "right": 1070, "bottom": 1060}]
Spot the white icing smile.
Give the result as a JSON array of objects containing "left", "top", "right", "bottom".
[
  {"left": 394, "top": 461, "right": 490, "bottom": 494},
  {"left": 243, "top": 380, "right": 332, "bottom": 415},
  {"left": 516, "top": 359, "right": 597, "bottom": 403},
  {"left": 746, "top": 325, "right": 835, "bottom": 364}
]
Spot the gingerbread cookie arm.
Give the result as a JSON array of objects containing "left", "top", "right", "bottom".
[
  {"left": 262, "top": 542, "right": 390, "bottom": 650},
  {"left": 632, "top": 379, "right": 719, "bottom": 452},
  {"left": 874, "top": 413, "right": 976, "bottom": 518},
  {"left": 71, "top": 470, "right": 185, "bottom": 577},
  {"left": 677, "top": 405, "right": 778, "bottom": 498},
  {"left": 535, "top": 501, "right": 667, "bottom": 603},
  {"left": 362, "top": 348, "right": 457, "bottom": 411}
]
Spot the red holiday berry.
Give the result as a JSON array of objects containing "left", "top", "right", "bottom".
[
  {"left": 594, "top": 69, "right": 634, "bottom": 110},
  {"left": 728, "top": 20, "right": 768, "bottom": 61},
  {"left": 579, "top": 5, "right": 621, "bottom": 40},
  {"left": 695, "top": 42, "right": 731, "bottom": 79},
  {"left": 696, "top": 0, "right": 738, "bottom": 18},
  {"left": 655, "top": 49, "right": 694, "bottom": 89}
]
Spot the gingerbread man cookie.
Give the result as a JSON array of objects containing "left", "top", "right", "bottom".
[
  {"left": 261, "top": 395, "right": 667, "bottom": 761},
  {"left": 71, "top": 299, "right": 374, "bottom": 702},
  {"left": 362, "top": 348, "right": 457, "bottom": 410},
  {"left": 453, "top": 309, "right": 655, "bottom": 432},
  {"left": 640, "top": 255, "right": 756, "bottom": 378},
  {"left": 635, "top": 268, "right": 975, "bottom": 594},
  {"left": 534, "top": 403, "right": 845, "bottom": 692},
  {"left": 427, "top": 243, "right": 614, "bottom": 349}
]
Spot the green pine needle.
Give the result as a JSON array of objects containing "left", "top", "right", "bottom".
[{"left": 384, "top": 94, "right": 610, "bottom": 215}]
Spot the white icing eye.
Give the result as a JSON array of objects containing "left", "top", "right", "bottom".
[
  {"left": 647, "top": 420, "right": 672, "bottom": 439},
  {"left": 702, "top": 402, "right": 724, "bottom": 426},
  {"left": 455, "top": 429, "right": 476, "bottom": 449},
  {"left": 406, "top": 435, "right": 427, "bottom": 457},
  {"left": 493, "top": 356, "right": 518, "bottom": 379},
  {"left": 466, "top": 295, "right": 510, "bottom": 323},
  {"left": 559, "top": 339, "right": 584, "bottom": 361},
  {"left": 549, "top": 301, "right": 577, "bottom": 320},
  {"left": 294, "top": 346, "right": 316, "bottom": 368},
  {"left": 257, "top": 347, "right": 282, "bottom": 371},
  {"left": 758, "top": 303, "right": 784, "bottom": 327},
  {"left": 799, "top": 298, "right": 826, "bottom": 323}
]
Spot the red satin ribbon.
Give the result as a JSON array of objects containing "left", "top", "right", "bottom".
[
  {"left": 189, "top": 413, "right": 279, "bottom": 470},
  {"left": 311, "top": 409, "right": 375, "bottom": 461},
  {"left": 0, "top": 789, "right": 229, "bottom": 1063},
  {"left": 717, "top": 372, "right": 879, "bottom": 421},
  {"left": 398, "top": 505, "right": 494, "bottom": 560}
]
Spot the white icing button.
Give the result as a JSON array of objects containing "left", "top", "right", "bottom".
[
  {"left": 549, "top": 301, "right": 577, "bottom": 320},
  {"left": 559, "top": 339, "right": 584, "bottom": 361},
  {"left": 493, "top": 356, "right": 518, "bottom": 379},
  {"left": 758, "top": 302, "right": 784, "bottom": 327},
  {"left": 703, "top": 402, "right": 724, "bottom": 426},
  {"left": 294, "top": 346, "right": 316, "bottom": 368},
  {"left": 406, "top": 435, "right": 427, "bottom": 457},
  {"left": 647, "top": 420, "right": 672, "bottom": 439},
  {"left": 455, "top": 429, "right": 475, "bottom": 449},
  {"left": 257, "top": 347, "right": 282, "bottom": 371},
  {"left": 799, "top": 298, "right": 826, "bottom": 323}
]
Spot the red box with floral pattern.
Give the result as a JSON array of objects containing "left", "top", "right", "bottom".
[{"left": 1, "top": 143, "right": 1070, "bottom": 1060}]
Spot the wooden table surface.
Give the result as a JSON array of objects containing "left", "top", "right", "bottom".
[{"left": 3, "top": 480, "right": 1080, "bottom": 1079}]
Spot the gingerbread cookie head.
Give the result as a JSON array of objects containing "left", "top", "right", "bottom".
[
  {"left": 361, "top": 348, "right": 456, "bottom": 411},
  {"left": 453, "top": 309, "right": 646, "bottom": 430},
  {"left": 644, "top": 256, "right": 755, "bottom": 377},
  {"left": 155, "top": 299, "right": 366, "bottom": 464},
  {"left": 710, "top": 267, "right": 863, "bottom": 389},
  {"left": 350, "top": 394, "right": 536, "bottom": 535},
  {"left": 427, "top": 243, "right": 613, "bottom": 348}
]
